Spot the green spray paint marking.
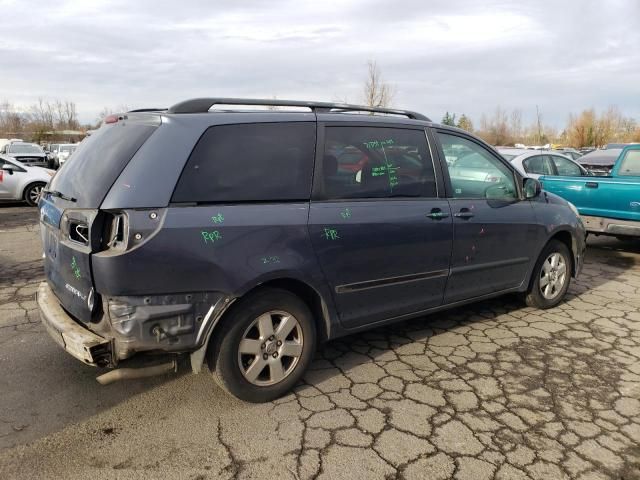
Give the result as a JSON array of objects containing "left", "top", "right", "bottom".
[
  {"left": 323, "top": 228, "right": 340, "bottom": 241},
  {"left": 261, "top": 256, "right": 281, "bottom": 264},
  {"left": 363, "top": 139, "right": 394, "bottom": 149},
  {"left": 71, "top": 256, "right": 81, "bottom": 279},
  {"left": 201, "top": 231, "right": 222, "bottom": 244},
  {"left": 211, "top": 213, "right": 224, "bottom": 224},
  {"left": 379, "top": 144, "right": 399, "bottom": 193},
  {"left": 340, "top": 208, "right": 352, "bottom": 219}
]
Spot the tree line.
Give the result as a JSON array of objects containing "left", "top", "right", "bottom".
[
  {"left": 0, "top": 98, "right": 84, "bottom": 142},
  {"left": 441, "top": 106, "right": 640, "bottom": 148}
]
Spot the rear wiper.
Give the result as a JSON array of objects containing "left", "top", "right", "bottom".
[{"left": 44, "top": 189, "right": 77, "bottom": 202}]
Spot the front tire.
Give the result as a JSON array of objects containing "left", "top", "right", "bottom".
[
  {"left": 207, "top": 288, "right": 316, "bottom": 403},
  {"left": 525, "top": 240, "right": 572, "bottom": 309},
  {"left": 24, "top": 182, "right": 45, "bottom": 207}
]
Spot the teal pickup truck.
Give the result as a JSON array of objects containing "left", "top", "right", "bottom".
[{"left": 540, "top": 145, "right": 640, "bottom": 238}]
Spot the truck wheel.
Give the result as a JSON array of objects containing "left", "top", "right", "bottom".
[
  {"left": 207, "top": 288, "right": 316, "bottom": 403},
  {"left": 525, "top": 240, "right": 572, "bottom": 309},
  {"left": 24, "top": 182, "right": 46, "bottom": 207}
]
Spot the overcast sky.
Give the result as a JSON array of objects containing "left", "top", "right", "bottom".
[{"left": 1, "top": 0, "right": 638, "bottom": 127}]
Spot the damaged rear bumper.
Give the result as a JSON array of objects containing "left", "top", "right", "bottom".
[{"left": 37, "top": 282, "right": 111, "bottom": 366}]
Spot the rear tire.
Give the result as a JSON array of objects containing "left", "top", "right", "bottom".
[
  {"left": 24, "top": 182, "right": 45, "bottom": 207},
  {"left": 525, "top": 240, "right": 572, "bottom": 309},
  {"left": 207, "top": 288, "right": 316, "bottom": 403}
]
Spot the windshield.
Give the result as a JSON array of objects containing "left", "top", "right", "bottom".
[{"left": 9, "top": 143, "right": 43, "bottom": 154}]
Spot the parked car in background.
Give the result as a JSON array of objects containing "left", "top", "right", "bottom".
[
  {"left": 3, "top": 142, "right": 52, "bottom": 169},
  {"left": 540, "top": 145, "right": 640, "bottom": 238},
  {"left": 554, "top": 148, "right": 583, "bottom": 161},
  {"left": 57, "top": 144, "right": 77, "bottom": 166},
  {"left": 498, "top": 149, "right": 588, "bottom": 179},
  {"left": 0, "top": 138, "right": 24, "bottom": 152},
  {"left": 0, "top": 154, "right": 54, "bottom": 206},
  {"left": 37, "top": 98, "right": 585, "bottom": 402},
  {"left": 577, "top": 149, "right": 620, "bottom": 176}
]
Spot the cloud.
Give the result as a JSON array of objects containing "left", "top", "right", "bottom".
[{"left": 0, "top": 0, "right": 638, "bottom": 127}]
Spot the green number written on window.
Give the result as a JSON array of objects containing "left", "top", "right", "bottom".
[
  {"left": 211, "top": 213, "right": 224, "bottom": 224},
  {"left": 201, "top": 231, "right": 222, "bottom": 244},
  {"left": 340, "top": 208, "right": 352, "bottom": 219},
  {"left": 363, "top": 139, "right": 394, "bottom": 149}
]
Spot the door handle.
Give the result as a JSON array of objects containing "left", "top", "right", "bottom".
[
  {"left": 585, "top": 182, "right": 598, "bottom": 188},
  {"left": 426, "top": 208, "right": 449, "bottom": 220},
  {"left": 453, "top": 208, "right": 474, "bottom": 219}
]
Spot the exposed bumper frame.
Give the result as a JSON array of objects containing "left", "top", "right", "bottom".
[
  {"left": 581, "top": 215, "right": 640, "bottom": 237},
  {"left": 37, "top": 282, "right": 111, "bottom": 366}
]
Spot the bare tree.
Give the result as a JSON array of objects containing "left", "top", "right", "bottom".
[
  {"left": 509, "top": 109, "right": 522, "bottom": 141},
  {"left": 0, "top": 101, "right": 26, "bottom": 136},
  {"left": 363, "top": 60, "right": 395, "bottom": 108},
  {"left": 54, "top": 100, "right": 79, "bottom": 130},
  {"left": 478, "top": 107, "right": 511, "bottom": 145}
]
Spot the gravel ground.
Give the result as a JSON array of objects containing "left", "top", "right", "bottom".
[{"left": 0, "top": 205, "right": 639, "bottom": 480}]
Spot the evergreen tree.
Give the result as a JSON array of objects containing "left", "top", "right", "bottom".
[
  {"left": 441, "top": 111, "right": 456, "bottom": 126},
  {"left": 457, "top": 114, "right": 474, "bottom": 132}
]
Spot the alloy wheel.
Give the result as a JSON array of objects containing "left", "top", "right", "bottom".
[
  {"left": 539, "top": 252, "right": 567, "bottom": 300},
  {"left": 237, "top": 310, "right": 304, "bottom": 386}
]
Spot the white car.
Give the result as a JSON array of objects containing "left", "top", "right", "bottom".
[
  {"left": 497, "top": 148, "right": 588, "bottom": 179},
  {"left": 57, "top": 144, "right": 78, "bottom": 166},
  {"left": 0, "top": 154, "right": 55, "bottom": 206}
]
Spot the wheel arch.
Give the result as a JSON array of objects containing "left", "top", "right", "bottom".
[
  {"left": 22, "top": 180, "right": 47, "bottom": 202},
  {"left": 548, "top": 229, "right": 576, "bottom": 277},
  {"left": 190, "top": 276, "right": 334, "bottom": 374}
]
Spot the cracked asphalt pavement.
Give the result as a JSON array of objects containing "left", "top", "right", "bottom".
[{"left": 0, "top": 204, "right": 639, "bottom": 479}]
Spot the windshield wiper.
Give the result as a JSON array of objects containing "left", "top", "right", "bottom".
[{"left": 44, "top": 189, "right": 77, "bottom": 202}]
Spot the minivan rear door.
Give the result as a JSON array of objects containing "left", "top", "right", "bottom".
[
  {"left": 309, "top": 122, "right": 452, "bottom": 329},
  {"left": 39, "top": 114, "right": 159, "bottom": 323}
]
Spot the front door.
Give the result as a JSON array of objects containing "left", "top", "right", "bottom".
[
  {"left": 434, "top": 130, "right": 538, "bottom": 303},
  {"left": 309, "top": 124, "right": 453, "bottom": 329}
]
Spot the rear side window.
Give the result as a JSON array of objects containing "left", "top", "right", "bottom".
[
  {"left": 551, "top": 155, "right": 582, "bottom": 176},
  {"left": 523, "top": 155, "right": 554, "bottom": 175},
  {"left": 320, "top": 126, "right": 437, "bottom": 199},
  {"left": 172, "top": 123, "right": 316, "bottom": 203}
]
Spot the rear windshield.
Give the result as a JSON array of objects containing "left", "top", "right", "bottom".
[
  {"left": 9, "top": 143, "right": 42, "bottom": 154},
  {"left": 48, "top": 116, "right": 159, "bottom": 208}
]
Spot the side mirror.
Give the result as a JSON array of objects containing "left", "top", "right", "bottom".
[
  {"left": 2, "top": 164, "right": 17, "bottom": 175},
  {"left": 523, "top": 177, "right": 541, "bottom": 199}
]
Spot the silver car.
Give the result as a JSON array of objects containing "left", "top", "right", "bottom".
[
  {"left": 498, "top": 149, "right": 588, "bottom": 179},
  {"left": 0, "top": 155, "right": 54, "bottom": 206}
]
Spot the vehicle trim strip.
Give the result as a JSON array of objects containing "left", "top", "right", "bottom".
[
  {"left": 335, "top": 269, "right": 448, "bottom": 294},
  {"left": 450, "top": 256, "right": 530, "bottom": 274}
]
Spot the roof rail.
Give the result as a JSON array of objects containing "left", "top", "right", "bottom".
[
  {"left": 167, "top": 98, "right": 430, "bottom": 121},
  {"left": 127, "top": 108, "right": 167, "bottom": 113}
]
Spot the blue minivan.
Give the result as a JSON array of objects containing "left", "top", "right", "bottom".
[{"left": 37, "top": 98, "right": 585, "bottom": 402}]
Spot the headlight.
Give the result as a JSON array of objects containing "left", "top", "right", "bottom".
[{"left": 567, "top": 202, "right": 579, "bottom": 217}]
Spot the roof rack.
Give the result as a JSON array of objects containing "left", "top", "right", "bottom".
[
  {"left": 128, "top": 108, "right": 167, "bottom": 113},
  {"left": 167, "top": 98, "right": 430, "bottom": 121}
]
